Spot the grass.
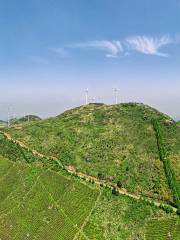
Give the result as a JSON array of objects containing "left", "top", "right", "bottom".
[
  {"left": 6, "top": 103, "right": 180, "bottom": 203},
  {"left": 0, "top": 156, "right": 99, "bottom": 240}
]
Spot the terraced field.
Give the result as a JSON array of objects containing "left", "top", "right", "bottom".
[{"left": 0, "top": 156, "right": 99, "bottom": 240}]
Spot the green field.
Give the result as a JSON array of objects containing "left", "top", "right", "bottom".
[
  {"left": 1, "top": 156, "right": 179, "bottom": 240},
  {"left": 0, "top": 156, "right": 99, "bottom": 240},
  {"left": 79, "top": 189, "right": 180, "bottom": 240},
  {"left": 145, "top": 218, "right": 180, "bottom": 240},
  {"left": 6, "top": 103, "right": 180, "bottom": 203}
]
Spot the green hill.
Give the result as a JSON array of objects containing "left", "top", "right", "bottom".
[
  {"left": 18, "top": 114, "right": 41, "bottom": 122},
  {"left": 5, "top": 103, "right": 180, "bottom": 204},
  {"left": 10, "top": 115, "right": 41, "bottom": 125},
  {"left": 0, "top": 120, "right": 6, "bottom": 124},
  {"left": 0, "top": 120, "right": 6, "bottom": 127}
]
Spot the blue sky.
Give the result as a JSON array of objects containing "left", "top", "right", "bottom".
[{"left": 0, "top": 0, "right": 180, "bottom": 119}]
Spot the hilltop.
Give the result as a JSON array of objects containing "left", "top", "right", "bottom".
[{"left": 6, "top": 103, "right": 180, "bottom": 204}]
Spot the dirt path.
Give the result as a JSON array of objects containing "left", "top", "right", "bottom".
[{"left": 0, "top": 131, "right": 178, "bottom": 213}]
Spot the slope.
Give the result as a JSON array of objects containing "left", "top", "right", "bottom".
[
  {"left": 0, "top": 156, "right": 99, "bottom": 240},
  {"left": 5, "top": 103, "right": 180, "bottom": 204},
  {"left": 0, "top": 132, "right": 179, "bottom": 239}
]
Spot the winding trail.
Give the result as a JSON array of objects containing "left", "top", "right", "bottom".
[{"left": 0, "top": 131, "right": 178, "bottom": 213}]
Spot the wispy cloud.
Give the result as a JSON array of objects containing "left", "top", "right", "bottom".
[
  {"left": 53, "top": 34, "right": 178, "bottom": 59},
  {"left": 68, "top": 40, "right": 123, "bottom": 57},
  {"left": 125, "top": 35, "right": 173, "bottom": 57}
]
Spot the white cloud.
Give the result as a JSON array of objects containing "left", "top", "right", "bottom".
[
  {"left": 68, "top": 40, "right": 123, "bottom": 57},
  {"left": 125, "top": 35, "right": 173, "bottom": 57},
  {"left": 53, "top": 34, "right": 178, "bottom": 59}
]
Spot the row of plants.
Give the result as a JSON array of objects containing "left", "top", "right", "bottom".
[{"left": 152, "top": 119, "right": 180, "bottom": 211}]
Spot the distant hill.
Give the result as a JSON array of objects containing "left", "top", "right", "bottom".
[
  {"left": 0, "top": 120, "right": 7, "bottom": 128},
  {"left": 20, "top": 115, "right": 41, "bottom": 121},
  {"left": 0, "top": 120, "right": 6, "bottom": 124},
  {"left": 6, "top": 103, "right": 180, "bottom": 203},
  {"left": 11, "top": 115, "right": 41, "bottom": 125}
]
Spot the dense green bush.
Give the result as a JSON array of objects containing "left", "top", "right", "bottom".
[
  {"left": 159, "top": 203, "right": 174, "bottom": 214},
  {"left": 117, "top": 181, "right": 123, "bottom": 188},
  {"left": 112, "top": 187, "right": 119, "bottom": 196}
]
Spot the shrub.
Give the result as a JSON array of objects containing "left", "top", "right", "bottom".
[
  {"left": 117, "top": 181, "right": 122, "bottom": 188},
  {"left": 112, "top": 187, "right": 119, "bottom": 196}
]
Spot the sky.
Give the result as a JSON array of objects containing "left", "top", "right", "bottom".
[{"left": 0, "top": 0, "right": 180, "bottom": 120}]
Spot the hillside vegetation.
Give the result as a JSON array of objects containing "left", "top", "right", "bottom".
[
  {"left": 0, "top": 156, "right": 98, "bottom": 240},
  {"left": 0, "top": 155, "right": 179, "bottom": 240},
  {"left": 6, "top": 103, "right": 180, "bottom": 204}
]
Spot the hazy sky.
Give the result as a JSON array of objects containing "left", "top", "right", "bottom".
[{"left": 0, "top": 0, "right": 180, "bottom": 120}]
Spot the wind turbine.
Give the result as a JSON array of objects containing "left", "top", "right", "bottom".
[
  {"left": 7, "top": 106, "right": 12, "bottom": 128},
  {"left": 85, "top": 88, "right": 89, "bottom": 105},
  {"left": 7, "top": 108, "right": 10, "bottom": 128},
  {"left": 114, "top": 88, "right": 119, "bottom": 104}
]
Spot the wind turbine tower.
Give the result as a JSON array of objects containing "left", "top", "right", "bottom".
[
  {"left": 7, "top": 109, "right": 10, "bottom": 128},
  {"left": 7, "top": 106, "right": 12, "bottom": 128},
  {"left": 85, "top": 88, "right": 89, "bottom": 105},
  {"left": 114, "top": 88, "right": 119, "bottom": 104}
]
